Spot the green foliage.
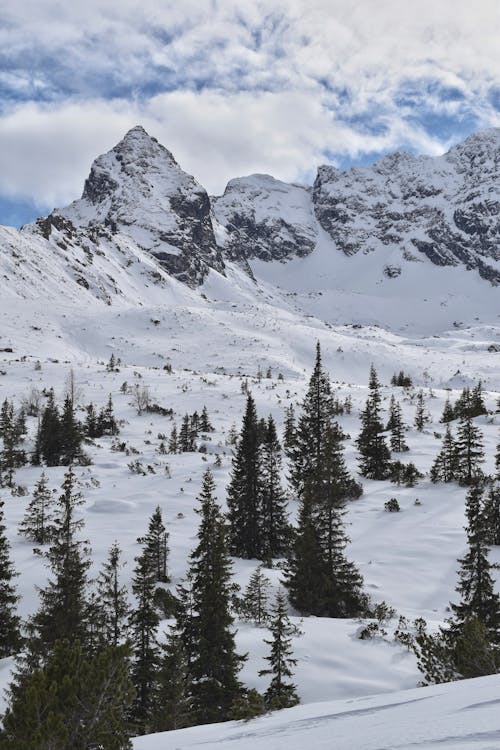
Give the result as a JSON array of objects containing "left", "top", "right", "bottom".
[
  {"left": 137, "top": 506, "right": 169, "bottom": 584},
  {"left": 356, "top": 365, "right": 391, "bottom": 480},
  {"left": 18, "top": 472, "right": 57, "bottom": 545},
  {"left": 384, "top": 498, "right": 400, "bottom": 512},
  {"left": 259, "top": 590, "right": 299, "bottom": 710},
  {"left": 0, "top": 500, "right": 21, "bottom": 657}
]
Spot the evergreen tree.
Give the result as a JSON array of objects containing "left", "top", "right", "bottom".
[
  {"left": 482, "top": 482, "right": 500, "bottom": 546},
  {"left": 98, "top": 394, "right": 119, "bottom": 436},
  {"left": 1, "top": 640, "right": 134, "bottom": 750},
  {"left": 440, "top": 397, "right": 455, "bottom": 424},
  {"left": 179, "top": 414, "right": 196, "bottom": 452},
  {"left": 227, "top": 393, "right": 262, "bottom": 559},
  {"left": 60, "top": 395, "right": 83, "bottom": 465},
  {"left": 137, "top": 506, "right": 169, "bottom": 583},
  {"left": 470, "top": 381, "right": 487, "bottom": 417},
  {"left": 356, "top": 365, "right": 391, "bottom": 480},
  {"left": 18, "top": 472, "right": 56, "bottom": 545},
  {"left": 84, "top": 402, "right": 99, "bottom": 438},
  {"left": 96, "top": 542, "right": 130, "bottom": 647},
  {"left": 387, "top": 398, "right": 408, "bottom": 452},
  {"left": 168, "top": 423, "right": 178, "bottom": 454},
  {"left": 495, "top": 439, "right": 500, "bottom": 480},
  {"left": 151, "top": 629, "right": 191, "bottom": 732},
  {"left": 128, "top": 548, "right": 160, "bottom": 734},
  {"left": 430, "top": 425, "right": 458, "bottom": 483},
  {"left": 0, "top": 399, "right": 26, "bottom": 487},
  {"left": 242, "top": 567, "right": 272, "bottom": 626},
  {"left": 414, "top": 390, "right": 429, "bottom": 431},
  {"left": 455, "top": 415, "right": 485, "bottom": 486},
  {"left": 259, "top": 416, "right": 290, "bottom": 560},
  {"left": 199, "top": 405, "right": 214, "bottom": 433},
  {"left": 37, "top": 389, "right": 62, "bottom": 466},
  {"left": 29, "top": 467, "right": 91, "bottom": 655},
  {"left": 183, "top": 469, "right": 244, "bottom": 725},
  {"left": 0, "top": 501, "right": 21, "bottom": 657},
  {"left": 449, "top": 482, "right": 500, "bottom": 642},
  {"left": 283, "top": 404, "right": 296, "bottom": 451},
  {"left": 287, "top": 342, "right": 336, "bottom": 498},
  {"left": 259, "top": 590, "right": 299, "bottom": 709}
]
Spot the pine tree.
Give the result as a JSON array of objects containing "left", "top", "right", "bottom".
[
  {"left": 283, "top": 404, "right": 296, "bottom": 451},
  {"left": 98, "top": 394, "right": 119, "bottom": 436},
  {"left": 18, "top": 472, "right": 56, "bottom": 545},
  {"left": 242, "top": 567, "right": 272, "bottom": 626},
  {"left": 356, "top": 365, "right": 391, "bottom": 480},
  {"left": 199, "top": 405, "right": 214, "bottom": 433},
  {"left": 227, "top": 393, "right": 262, "bottom": 559},
  {"left": 182, "top": 469, "right": 244, "bottom": 725},
  {"left": 455, "top": 415, "right": 485, "bottom": 486},
  {"left": 151, "top": 628, "right": 191, "bottom": 732},
  {"left": 414, "top": 390, "right": 429, "bottom": 432},
  {"left": 137, "top": 506, "right": 169, "bottom": 583},
  {"left": 84, "top": 403, "right": 99, "bottom": 438},
  {"left": 449, "top": 482, "right": 500, "bottom": 642},
  {"left": 37, "top": 389, "right": 62, "bottom": 466},
  {"left": 430, "top": 425, "right": 458, "bottom": 483},
  {"left": 96, "top": 542, "right": 130, "bottom": 647},
  {"left": 28, "top": 467, "right": 91, "bottom": 655},
  {"left": 0, "top": 500, "right": 21, "bottom": 657},
  {"left": 440, "top": 397, "right": 455, "bottom": 424},
  {"left": 482, "top": 482, "right": 500, "bottom": 546},
  {"left": 0, "top": 399, "right": 26, "bottom": 487},
  {"left": 470, "top": 381, "right": 487, "bottom": 417},
  {"left": 60, "top": 395, "right": 83, "bottom": 465},
  {"left": 179, "top": 414, "right": 196, "bottom": 452},
  {"left": 128, "top": 548, "right": 160, "bottom": 733},
  {"left": 1, "top": 640, "right": 134, "bottom": 750},
  {"left": 288, "top": 342, "right": 336, "bottom": 498},
  {"left": 168, "top": 423, "right": 178, "bottom": 453},
  {"left": 259, "top": 590, "right": 299, "bottom": 710},
  {"left": 259, "top": 416, "right": 290, "bottom": 560},
  {"left": 387, "top": 398, "right": 408, "bottom": 452}
]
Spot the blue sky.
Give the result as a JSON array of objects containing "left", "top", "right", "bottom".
[{"left": 0, "top": 0, "right": 499, "bottom": 226}]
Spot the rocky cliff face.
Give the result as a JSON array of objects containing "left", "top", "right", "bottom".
[
  {"left": 32, "top": 126, "right": 224, "bottom": 286},
  {"left": 312, "top": 129, "right": 500, "bottom": 283}
]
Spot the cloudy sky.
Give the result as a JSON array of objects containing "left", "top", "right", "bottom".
[{"left": 1, "top": 0, "right": 499, "bottom": 226}]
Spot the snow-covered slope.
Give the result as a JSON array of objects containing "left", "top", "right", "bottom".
[{"left": 133, "top": 675, "right": 500, "bottom": 750}]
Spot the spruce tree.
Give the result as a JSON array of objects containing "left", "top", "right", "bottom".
[
  {"left": 96, "top": 542, "right": 130, "bottom": 647},
  {"left": 199, "top": 405, "right": 214, "bottom": 433},
  {"left": 414, "top": 390, "right": 429, "bottom": 432},
  {"left": 0, "top": 399, "right": 26, "bottom": 487},
  {"left": 179, "top": 414, "right": 196, "bottom": 452},
  {"left": 29, "top": 467, "right": 91, "bottom": 655},
  {"left": 387, "top": 398, "right": 408, "bottom": 452},
  {"left": 37, "top": 389, "right": 62, "bottom": 466},
  {"left": 440, "top": 397, "right": 455, "bottom": 423},
  {"left": 84, "top": 403, "right": 99, "bottom": 438},
  {"left": 288, "top": 342, "right": 336, "bottom": 498},
  {"left": 183, "top": 469, "right": 244, "bottom": 725},
  {"left": 495, "top": 438, "right": 500, "bottom": 480},
  {"left": 151, "top": 628, "right": 191, "bottom": 732},
  {"left": 259, "top": 416, "right": 290, "bottom": 560},
  {"left": 1, "top": 640, "right": 134, "bottom": 750},
  {"left": 137, "top": 506, "right": 169, "bottom": 583},
  {"left": 226, "top": 393, "right": 262, "bottom": 559},
  {"left": 98, "top": 394, "right": 119, "bottom": 436},
  {"left": 356, "top": 365, "right": 391, "bottom": 480},
  {"left": 430, "top": 425, "right": 458, "bottom": 483},
  {"left": 18, "top": 472, "right": 56, "bottom": 545},
  {"left": 168, "top": 423, "right": 178, "bottom": 454},
  {"left": 470, "top": 381, "right": 487, "bottom": 417},
  {"left": 60, "top": 395, "right": 83, "bottom": 465},
  {"left": 455, "top": 415, "right": 485, "bottom": 486},
  {"left": 283, "top": 404, "right": 296, "bottom": 451},
  {"left": 449, "top": 482, "right": 500, "bottom": 642},
  {"left": 0, "top": 500, "right": 21, "bottom": 657},
  {"left": 482, "top": 482, "right": 500, "bottom": 546},
  {"left": 128, "top": 548, "right": 160, "bottom": 734},
  {"left": 242, "top": 567, "right": 272, "bottom": 626},
  {"left": 259, "top": 590, "right": 299, "bottom": 710}
]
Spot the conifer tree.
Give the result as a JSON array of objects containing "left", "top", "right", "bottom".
[
  {"left": 18, "top": 472, "right": 56, "bottom": 545},
  {"left": 495, "top": 439, "right": 500, "bottom": 480},
  {"left": 199, "top": 405, "right": 214, "bottom": 433},
  {"left": 259, "top": 416, "right": 290, "bottom": 560},
  {"left": 0, "top": 500, "right": 21, "bottom": 657},
  {"left": 179, "top": 414, "right": 196, "bottom": 452},
  {"left": 482, "top": 482, "right": 500, "bottom": 546},
  {"left": 283, "top": 404, "right": 296, "bottom": 451},
  {"left": 0, "top": 399, "right": 26, "bottom": 487},
  {"left": 259, "top": 590, "right": 299, "bottom": 710},
  {"left": 470, "top": 382, "right": 487, "bottom": 417},
  {"left": 28, "top": 467, "right": 91, "bottom": 655},
  {"left": 449, "top": 482, "right": 500, "bottom": 642},
  {"left": 440, "top": 397, "right": 455, "bottom": 424},
  {"left": 387, "top": 398, "right": 408, "bottom": 452},
  {"left": 98, "top": 394, "right": 119, "bottom": 436},
  {"left": 151, "top": 629, "right": 190, "bottom": 732},
  {"left": 137, "top": 506, "right": 169, "bottom": 583},
  {"left": 60, "top": 395, "right": 83, "bottom": 465},
  {"left": 242, "top": 567, "right": 272, "bottom": 626},
  {"left": 356, "top": 365, "right": 391, "bottom": 480},
  {"left": 37, "top": 389, "right": 62, "bottom": 466},
  {"left": 84, "top": 403, "right": 99, "bottom": 438},
  {"left": 128, "top": 548, "right": 160, "bottom": 733},
  {"left": 414, "top": 390, "right": 429, "bottom": 431},
  {"left": 96, "top": 542, "right": 130, "bottom": 647},
  {"left": 183, "top": 469, "right": 244, "bottom": 725},
  {"left": 168, "top": 423, "right": 178, "bottom": 453},
  {"left": 1, "top": 640, "right": 134, "bottom": 750},
  {"left": 455, "top": 415, "right": 485, "bottom": 486},
  {"left": 288, "top": 342, "right": 336, "bottom": 498},
  {"left": 430, "top": 425, "right": 458, "bottom": 483},
  {"left": 227, "top": 393, "right": 262, "bottom": 559}
]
